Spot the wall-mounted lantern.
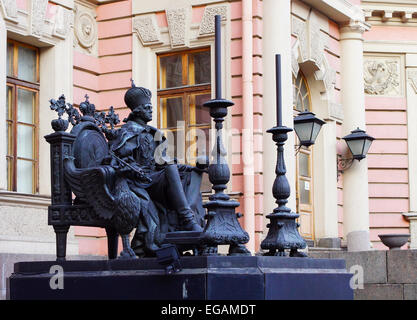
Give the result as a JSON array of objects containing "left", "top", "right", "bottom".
[
  {"left": 293, "top": 110, "right": 326, "bottom": 152},
  {"left": 337, "top": 127, "right": 375, "bottom": 180}
]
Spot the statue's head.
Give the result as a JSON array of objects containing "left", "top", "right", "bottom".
[{"left": 124, "top": 80, "right": 153, "bottom": 123}]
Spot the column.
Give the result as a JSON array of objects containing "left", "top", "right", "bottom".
[
  {"left": 262, "top": 0, "right": 296, "bottom": 227},
  {"left": 340, "top": 21, "right": 371, "bottom": 251}
]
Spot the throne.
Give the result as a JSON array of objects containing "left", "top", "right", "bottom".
[{"left": 45, "top": 95, "right": 207, "bottom": 260}]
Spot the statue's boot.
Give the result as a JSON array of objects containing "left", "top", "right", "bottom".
[{"left": 166, "top": 165, "right": 203, "bottom": 232}]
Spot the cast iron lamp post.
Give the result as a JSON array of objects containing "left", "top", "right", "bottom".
[
  {"left": 293, "top": 110, "right": 325, "bottom": 148},
  {"left": 260, "top": 54, "right": 307, "bottom": 257},
  {"left": 337, "top": 127, "right": 375, "bottom": 180},
  {"left": 201, "top": 15, "right": 250, "bottom": 256}
]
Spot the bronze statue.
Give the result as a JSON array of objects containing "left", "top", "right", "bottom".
[
  {"left": 108, "top": 83, "right": 205, "bottom": 257},
  {"left": 49, "top": 83, "right": 207, "bottom": 259}
]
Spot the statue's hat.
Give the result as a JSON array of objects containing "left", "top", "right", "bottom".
[{"left": 124, "top": 79, "right": 152, "bottom": 110}]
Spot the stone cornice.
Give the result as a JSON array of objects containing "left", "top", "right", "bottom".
[
  {"left": 0, "top": 191, "right": 50, "bottom": 208},
  {"left": 340, "top": 19, "right": 371, "bottom": 35},
  {"left": 0, "top": 0, "right": 74, "bottom": 46},
  {"left": 301, "top": 0, "right": 365, "bottom": 23},
  {"left": 363, "top": 4, "right": 417, "bottom": 24}
]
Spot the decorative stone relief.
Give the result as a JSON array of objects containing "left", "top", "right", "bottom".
[
  {"left": 198, "top": 5, "right": 227, "bottom": 36},
  {"left": 291, "top": 12, "right": 336, "bottom": 104},
  {"left": 53, "top": 6, "right": 73, "bottom": 39},
  {"left": 166, "top": 7, "right": 189, "bottom": 48},
  {"left": 133, "top": 15, "right": 162, "bottom": 46},
  {"left": 31, "top": 0, "right": 48, "bottom": 37},
  {"left": 329, "top": 102, "right": 344, "bottom": 120},
  {"left": 292, "top": 17, "right": 308, "bottom": 62},
  {"left": 1, "top": 0, "right": 18, "bottom": 20},
  {"left": 364, "top": 58, "right": 401, "bottom": 96},
  {"left": 407, "top": 69, "right": 417, "bottom": 94},
  {"left": 308, "top": 13, "right": 324, "bottom": 67},
  {"left": 291, "top": 43, "right": 300, "bottom": 77},
  {"left": 74, "top": 5, "right": 97, "bottom": 54}
]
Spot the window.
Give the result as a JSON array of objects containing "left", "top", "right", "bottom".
[
  {"left": 157, "top": 48, "right": 211, "bottom": 191},
  {"left": 293, "top": 71, "right": 314, "bottom": 241},
  {"left": 6, "top": 40, "right": 39, "bottom": 194}
]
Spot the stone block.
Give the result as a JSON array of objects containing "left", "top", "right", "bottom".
[
  {"left": 354, "top": 284, "right": 403, "bottom": 300},
  {"left": 1, "top": 253, "right": 105, "bottom": 300},
  {"left": 387, "top": 249, "right": 417, "bottom": 284},
  {"left": 307, "top": 251, "right": 331, "bottom": 259},
  {"left": 9, "top": 256, "right": 353, "bottom": 300},
  {"left": 404, "top": 284, "right": 417, "bottom": 300},
  {"left": 317, "top": 238, "right": 341, "bottom": 248},
  {"left": 330, "top": 250, "right": 387, "bottom": 284}
]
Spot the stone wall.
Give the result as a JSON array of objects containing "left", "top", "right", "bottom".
[{"left": 309, "top": 249, "right": 417, "bottom": 300}]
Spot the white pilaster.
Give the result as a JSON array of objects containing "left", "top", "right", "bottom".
[
  {"left": 262, "top": 0, "right": 296, "bottom": 227},
  {"left": 38, "top": 30, "right": 74, "bottom": 196},
  {"left": 0, "top": 14, "right": 6, "bottom": 191},
  {"left": 313, "top": 119, "right": 339, "bottom": 240},
  {"left": 340, "top": 21, "right": 371, "bottom": 251}
]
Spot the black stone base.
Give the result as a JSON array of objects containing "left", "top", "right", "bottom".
[{"left": 8, "top": 256, "right": 353, "bottom": 300}]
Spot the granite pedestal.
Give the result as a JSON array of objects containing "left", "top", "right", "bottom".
[{"left": 8, "top": 256, "right": 353, "bottom": 300}]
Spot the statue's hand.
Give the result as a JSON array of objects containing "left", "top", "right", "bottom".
[{"left": 134, "top": 170, "right": 152, "bottom": 183}]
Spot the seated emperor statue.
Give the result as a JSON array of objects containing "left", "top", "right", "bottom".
[{"left": 108, "top": 82, "right": 205, "bottom": 257}]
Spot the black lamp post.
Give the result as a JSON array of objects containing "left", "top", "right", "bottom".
[
  {"left": 201, "top": 15, "right": 250, "bottom": 256},
  {"left": 260, "top": 54, "right": 307, "bottom": 257},
  {"left": 293, "top": 110, "right": 325, "bottom": 148},
  {"left": 337, "top": 127, "right": 375, "bottom": 180}
]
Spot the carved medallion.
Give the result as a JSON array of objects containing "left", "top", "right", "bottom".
[
  {"left": 74, "top": 6, "right": 97, "bottom": 52},
  {"left": 364, "top": 58, "right": 400, "bottom": 96}
]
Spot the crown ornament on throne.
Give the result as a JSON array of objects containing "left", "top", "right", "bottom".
[
  {"left": 79, "top": 94, "right": 96, "bottom": 117},
  {"left": 49, "top": 94, "right": 120, "bottom": 140}
]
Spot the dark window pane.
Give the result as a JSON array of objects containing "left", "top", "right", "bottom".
[
  {"left": 7, "top": 122, "right": 13, "bottom": 156},
  {"left": 299, "top": 152, "right": 309, "bottom": 177},
  {"left": 16, "top": 159, "right": 34, "bottom": 193},
  {"left": 18, "top": 46, "right": 37, "bottom": 82},
  {"left": 299, "top": 179, "right": 310, "bottom": 204},
  {"left": 7, "top": 42, "right": 13, "bottom": 77},
  {"left": 17, "top": 124, "right": 34, "bottom": 159},
  {"left": 17, "top": 89, "right": 35, "bottom": 124},
  {"left": 6, "top": 86, "right": 12, "bottom": 120},
  {"left": 159, "top": 55, "right": 183, "bottom": 89},
  {"left": 161, "top": 97, "right": 183, "bottom": 128},
  {"left": 6, "top": 157, "right": 12, "bottom": 191},
  {"left": 190, "top": 51, "right": 210, "bottom": 85},
  {"left": 193, "top": 93, "right": 211, "bottom": 125}
]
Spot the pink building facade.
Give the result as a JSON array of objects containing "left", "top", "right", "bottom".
[{"left": 0, "top": 0, "right": 416, "bottom": 261}]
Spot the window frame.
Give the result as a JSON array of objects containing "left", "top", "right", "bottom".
[
  {"left": 293, "top": 71, "right": 314, "bottom": 240},
  {"left": 156, "top": 47, "right": 211, "bottom": 166},
  {"left": 6, "top": 39, "right": 40, "bottom": 194}
]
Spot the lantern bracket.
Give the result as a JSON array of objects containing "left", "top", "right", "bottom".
[{"left": 337, "top": 155, "right": 354, "bottom": 181}]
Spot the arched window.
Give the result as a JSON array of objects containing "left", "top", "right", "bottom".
[{"left": 293, "top": 71, "right": 314, "bottom": 243}]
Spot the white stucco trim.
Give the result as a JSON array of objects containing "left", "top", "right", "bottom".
[
  {"left": 301, "top": 0, "right": 365, "bottom": 23},
  {"left": 133, "top": 0, "right": 232, "bottom": 15}
]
